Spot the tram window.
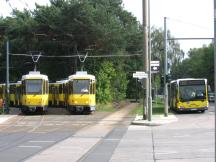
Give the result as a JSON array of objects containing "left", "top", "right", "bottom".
[
  {"left": 25, "top": 80, "right": 42, "bottom": 94},
  {"left": 90, "top": 81, "right": 92, "bottom": 94},
  {"left": 46, "top": 81, "right": 48, "bottom": 93},
  {"left": 69, "top": 81, "right": 73, "bottom": 94},
  {"left": 59, "top": 85, "right": 63, "bottom": 93},
  {"left": 73, "top": 80, "right": 89, "bottom": 94},
  {"left": 22, "top": 81, "right": 26, "bottom": 94},
  {"left": 43, "top": 81, "right": 46, "bottom": 94}
]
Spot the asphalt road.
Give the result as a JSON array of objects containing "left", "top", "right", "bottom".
[
  {"left": 0, "top": 103, "right": 214, "bottom": 162},
  {"left": 149, "top": 102, "right": 215, "bottom": 161},
  {"left": 0, "top": 109, "right": 112, "bottom": 162},
  {"left": 0, "top": 104, "right": 136, "bottom": 162}
]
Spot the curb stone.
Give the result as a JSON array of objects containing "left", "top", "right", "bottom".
[{"left": 131, "top": 114, "right": 178, "bottom": 126}]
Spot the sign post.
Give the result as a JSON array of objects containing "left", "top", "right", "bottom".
[{"left": 133, "top": 71, "right": 148, "bottom": 120}]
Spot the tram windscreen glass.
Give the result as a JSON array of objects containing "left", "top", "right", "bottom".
[
  {"left": 73, "top": 80, "right": 90, "bottom": 94},
  {"left": 25, "top": 80, "right": 42, "bottom": 94}
]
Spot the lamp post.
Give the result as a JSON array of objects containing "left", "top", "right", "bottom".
[
  {"left": 5, "top": 39, "right": 10, "bottom": 114},
  {"left": 142, "top": 0, "right": 149, "bottom": 120},
  {"left": 213, "top": 0, "right": 216, "bottom": 154},
  {"left": 164, "top": 17, "right": 168, "bottom": 117},
  {"left": 148, "top": 0, "right": 152, "bottom": 121}
]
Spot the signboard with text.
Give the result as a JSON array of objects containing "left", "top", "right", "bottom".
[
  {"left": 133, "top": 71, "right": 148, "bottom": 79},
  {"left": 151, "top": 60, "right": 160, "bottom": 73}
]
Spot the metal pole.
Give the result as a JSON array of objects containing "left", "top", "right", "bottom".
[
  {"left": 164, "top": 17, "right": 168, "bottom": 117},
  {"left": 214, "top": 0, "right": 216, "bottom": 119},
  {"left": 214, "top": 0, "right": 216, "bottom": 154},
  {"left": 148, "top": 0, "right": 152, "bottom": 121},
  {"left": 136, "top": 78, "right": 138, "bottom": 102},
  {"left": 5, "top": 40, "right": 10, "bottom": 114},
  {"left": 142, "top": 0, "right": 148, "bottom": 120},
  {"left": 155, "top": 83, "right": 157, "bottom": 106}
]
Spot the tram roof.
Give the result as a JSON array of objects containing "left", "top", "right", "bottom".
[
  {"left": 22, "top": 71, "right": 48, "bottom": 80},
  {"left": 56, "top": 80, "right": 68, "bottom": 84},
  {"left": 68, "top": 71, "right": 95, "bottom": 80}
]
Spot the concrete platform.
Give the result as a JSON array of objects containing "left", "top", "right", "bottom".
[
  {"left": 0, "top": 115, "right": 16, "bottom": 124},
  {"left": 131, "top": 114, "right": 178, "bottom": 126}
]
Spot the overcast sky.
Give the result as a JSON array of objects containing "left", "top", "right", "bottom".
[
  {"left": 123, "top": 0, "right": 213, "bottom": 53},
  {"left": 0, "top": 0, "right": 214, "bottom": 53}
]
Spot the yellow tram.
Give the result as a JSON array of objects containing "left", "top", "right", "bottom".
[
  {"left": 49, "top": 80, "right": 68, "bottom": 107},
  {"left": 21, "top": 71, "right": 49, "bottom": 114},
  {"left": 14, "top": 81, "right": 22, "bottom": 107},
  {"left": 9, "top": 83, "right": 17, "bottom": 106},
  {"left": 67, "top": 71, "right": 96, "bottom": 113},
  {"left": 0, "top": 84, "right": 6, "bottom": 108}
]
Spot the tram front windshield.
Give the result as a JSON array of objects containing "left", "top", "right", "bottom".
[
  {"left": 25, "top": 80, "right": 42, "bottom": 94},
  {"left": 73, "top": 80, "right": 89, "bottom": 94}
]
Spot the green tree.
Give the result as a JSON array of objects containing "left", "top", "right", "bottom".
[
  {"left": 96, "top": 61, "right": 116, "bottom": 103},
  {"left": 151, "top": 27, "right": 184, "bottom": 74},
  {"left": 171, "top": 44, "right": 214, "bottom": 89},
  {"left": 0, "top": 0, "right": 185, "bottom": 103}
]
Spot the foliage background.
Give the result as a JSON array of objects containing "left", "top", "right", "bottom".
[{"left": 0, "top": 0, "right": 213, "bottom": 103}]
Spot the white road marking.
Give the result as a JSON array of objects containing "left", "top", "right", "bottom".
[
  {"left": 105, "top": 138, "right": 120, "bottom": 141},
  {"left": 157, "top": 151, "right": 178, "bottom": 155},
  {"left": 18, "top": 145, "right": 42, "bottom": 148},
  {"left": 173, "top": 135, "right": 190, "bottom": 138},
  {"left": 28, "top": 116, "right": 45, "bottom": 133},
  {"left": 29, "top": 140, "right": 55, "bottom": 143},
  {"left": 199, "top": 148, "right": 213, "bottom": 152},
  {"left": 31, "top": 132, "right": 47, "bottom": 134}
]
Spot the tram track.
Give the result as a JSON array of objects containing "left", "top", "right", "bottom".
[
  {"left": 0, "top": 110, "right": 111, "bottom": 155},
  {"left": 0, "top": 104, "right": 137, "bottom": 162}
]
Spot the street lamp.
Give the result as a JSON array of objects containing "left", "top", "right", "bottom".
[
  {"left": 147, "top": 0, "right": 152, "bottom": 121},
  {"left": 164, "top": 17, "right": 169, "bottom": 117},
  {"left": 142, "top": 0, "right": 148, "bottom": 120},
  {"left": 5, "top": 39, "right": 10, "bottom": 114},
  {"left": 142, "top": 0, "right": 152, "bottom": 121}
]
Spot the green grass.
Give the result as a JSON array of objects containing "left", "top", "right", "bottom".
[
  {"left": 96, "top": 101, "right": 130, "bottom": 112},
  {"left": 131, "top": 97, "right": 173, "bottom": 115},
  {"left": 131, "top": 103, "right": 165, "bottom": 115},
  {"left": 152, "top": 102, "right": 165, "bottom": 114},
  {"left": 96, "top": 103, "right": 116, "bottom": 112},
  {"left": 95, "top": 98, "right": 172, "bottom": 115}
]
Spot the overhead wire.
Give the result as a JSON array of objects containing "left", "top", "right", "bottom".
[
  {"left": 9, "top": 53, "right": 143, "bottom": 58},
  {"left": 18, "top": 0, "right": 30, "bottom": 10},
  {"left": 5, "top": 0, "right": 15, "bottom": 11},
  {"left": 167, "top": 17, "right": 211, "bottom": 31}
]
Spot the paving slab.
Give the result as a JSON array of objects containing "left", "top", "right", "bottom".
[{"left": 131, "top": 114, "right": 178, "bottom": 126}]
